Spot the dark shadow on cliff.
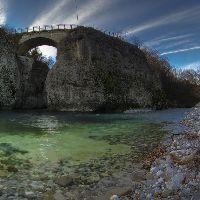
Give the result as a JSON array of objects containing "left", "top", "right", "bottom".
[{"left": 15, "top": 47, "right": 55, "bottom": 109}]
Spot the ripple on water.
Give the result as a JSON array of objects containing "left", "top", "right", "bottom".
[{"left": 0, "top": 109, "right": 188, "bottom": 175}]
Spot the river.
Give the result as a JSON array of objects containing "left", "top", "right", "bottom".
[{"left": 0, "top": 108, "right": 190, "bottom": 199}]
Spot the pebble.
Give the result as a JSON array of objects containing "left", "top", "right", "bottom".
[
  {"left": 110, "top": 195, "right": 122, "bottom": 200},
  {"left": 156, "top": 170, "right": 163, "bottom": 177},
  {"left": 54, "top": 190, "right": 66, "bottom": 200},
  {"left": 131, "top": 105, "right": 200, "bottom": 199}
]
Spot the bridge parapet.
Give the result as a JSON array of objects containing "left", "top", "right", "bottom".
[
  {"left": 1, "top": 24, "right": 125, "bottom": 41},
  {"left": 15, "top": 24, "right": 79, "bottom": 34},
  {"left": 14, "top": 25, "right": 123, "bottom": 39}
]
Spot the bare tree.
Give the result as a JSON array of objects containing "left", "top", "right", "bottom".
[{"left": 178, "top": 68, "right": 200, "bottom": 85}]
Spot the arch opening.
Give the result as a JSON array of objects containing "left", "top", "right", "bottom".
[
  {"left": 17, "top": 37, "right": 59, "bottom": 110},
  {"left": 18, "top": 37, "right": 58, "bottom": 56},
  {"left": 27, "top": 45, "right": 57, "bottom": 68}
]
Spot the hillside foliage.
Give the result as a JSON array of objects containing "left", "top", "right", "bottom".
[{"left": 142, "top": 48, "right": 200, "bottom": 107}]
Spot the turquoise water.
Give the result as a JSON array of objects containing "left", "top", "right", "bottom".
[{"left": 0, "top": 109, "right": 189, "bottom": 176}]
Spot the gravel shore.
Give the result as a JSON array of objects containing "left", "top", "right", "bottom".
[{"left": 129, "top": 105, "right": 200, "bottom": 200}]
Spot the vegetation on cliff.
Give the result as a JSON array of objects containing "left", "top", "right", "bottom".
[
  {"left": 142, "top": 48, "right": 200, "bottom": 107},
  {"left": 0, "top": 26, "right": 200, "bottom": 111}
]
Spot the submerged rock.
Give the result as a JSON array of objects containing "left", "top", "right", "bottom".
[
  {"left": 54, "top": 190, "right": 66, "bottom": 200},
  {"left": 54, "top": 175, "right": 78, "bottom": 187},
  {"left": 0, "top": 169, "right": 8, "bottom": 177},
  {"left": 110, "top": 195, "right": 122, "bottom": 200}
]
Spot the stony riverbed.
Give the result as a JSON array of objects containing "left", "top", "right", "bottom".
[
  {"left": 126, "top": 105, "right": 200, "bottom": 200},
  {"left": 0, "top": 109, "right": 191, "bottom": 200}
]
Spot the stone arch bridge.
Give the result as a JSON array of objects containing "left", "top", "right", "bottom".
[
  {"left": 17, "top": 24, "right": 79, "bottom": 55},
  {"left": 17, "top": 24, "right": 122, "bottom": 55},
  {"left": 13, "top": 25, "right": 158, "bottom": 112}
]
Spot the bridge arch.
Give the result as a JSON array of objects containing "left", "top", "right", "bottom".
[{"left": 17, "top": 37, "right": 58, "bottom": 56}]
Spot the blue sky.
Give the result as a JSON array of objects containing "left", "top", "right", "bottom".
[{"left": 0, "top": 0, "right": 200, "bottom": 69}]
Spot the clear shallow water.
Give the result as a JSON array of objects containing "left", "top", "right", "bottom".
[{"left": 0, "top": 109, "right": 189, "bottom": 169}]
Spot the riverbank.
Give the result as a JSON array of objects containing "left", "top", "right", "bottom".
[
  {"left": 128, "top": 105, "right": 200, "bottom": 199},
  {"left": 0, "top": 109, "right": 188, "bottom": 200}
]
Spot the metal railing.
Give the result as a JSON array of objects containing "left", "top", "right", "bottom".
[
  {"left": 0, "top": 23, "right": 127, "bottom": 42},
  {"left": 14, "top": 24, "right": 79, "bottom": 34}
]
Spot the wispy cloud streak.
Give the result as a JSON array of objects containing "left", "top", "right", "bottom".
[
  {"left": 30, "top": 0, "right": 71, "bottom": 27},
  {"left": 123, "top": 6, "right": 200, "bottom": 36},
  {"left": 30, "top": 0, "right": 113, "bottom": 27},
  {"left": 145, "top": 34, "right": 193, "bottom": 47},
  {"left": 63, "top": 0, "right": 113, "bottom": 25},
  {"left": 160, "top": 46, "right": 200, "bottom": 55},
  {"left": 0, "top": 0, "right": 6, "bottom": 25}
]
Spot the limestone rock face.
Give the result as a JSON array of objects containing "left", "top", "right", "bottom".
[
  {"left": 15, "top": 57, "right": 49, "bottom": 109},
  {"left": 0, "top": 29, "right": 49, "bottom": 109},
  {"left": 0, "top": 31, "right": 19, "bottom": 109},
  {"left": 0, "top": 27, "right": 162, "bottom": 112},
  {"left": 46, "top": 28, "right": 161, "bottom": 112}
]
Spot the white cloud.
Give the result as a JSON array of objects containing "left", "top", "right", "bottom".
[
  {"left": 145, "top": 34, "right": 193, "bottom": 47},
  {"left": 159, "top": 40, "right": 191, "bottom": 50},
  {"left": 30, "top": 0, "right": 114, "bottom": 27},
  {"left": 39, "top": 45, "right": 57, "bottom": 58},
  {"left": 30, "top": 0, "right": 71, "bottom": 27},
  {"left": 181, "top": 61, "right": 200, "bottom": 70},
  {"left": 0, "top": 0, "right": 7, "bottom": 25},
  {"left": 160, "top": 46, "right": 200, "bottom": 56},
  {"left": 63, "top": 0, "right": 113, "bottom": 25},
  {"left": 122, "top": 6, "right": 200, "bottom": 36}
]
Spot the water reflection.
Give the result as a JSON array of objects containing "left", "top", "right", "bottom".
[{"left": 0, "top": 109, "right": 189, "bottom": 165}]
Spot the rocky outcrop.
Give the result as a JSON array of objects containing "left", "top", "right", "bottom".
[
  {"left": 0, "top": 29, "right": 19, "bottom": 109},
  {"left": 0, "top": 29, "right": 48, "bottom": 110},
  {"left": 46, "top": 27, "right": 162, "bottom": 112},
  {"left": 15, "top": 57, "right": 49, "bottom": 109},
  {"left": 0, "top": 27, "right": 163, "bottom": 112}
]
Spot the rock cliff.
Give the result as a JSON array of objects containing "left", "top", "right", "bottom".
[
  {"left": 46, "top": 27, "right": 161, "bottom": 112},
  {"left": 15, "top": 57, "right": 49, "bottom": 109},
  {"left": 0, "top": 29, "right": 19, "bottom": 109},
  {"left": 0, "top": 28, "right": 48, "bottom": 110},
  {"left": 0, "top": 27, "right": 163, "bottom": 112}
]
